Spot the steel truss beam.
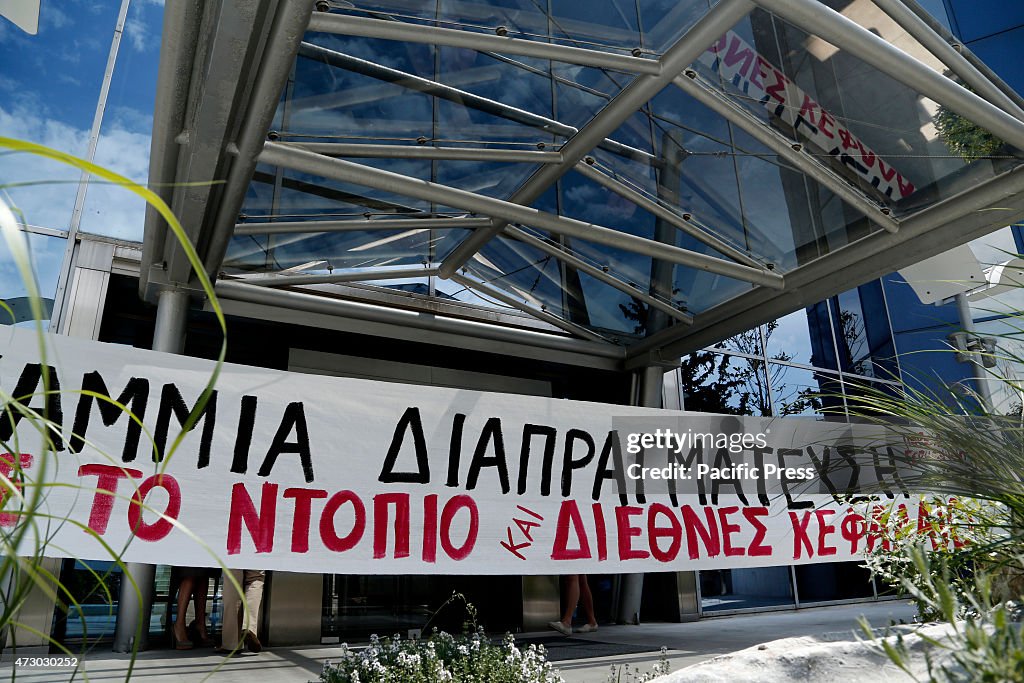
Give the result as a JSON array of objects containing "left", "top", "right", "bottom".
[
  {"left": 215, "top": 279, "right": 625, "bottom": 360},
  {"left": 899, "top": 0, "right": 1024, "bottom": 114},
  {"left": 307, "top": 13, "right": 662, "bottom": 75},
  {"left": 671, "top": 74, "right": 900, "bottom": 233},
  {"left": 296, "top": 42, "right": 655, "bottom": 164},
  {"left": 284, "top": 142, "right": 564, "bottom": 163},
  {"left": 504, "top": 226, "right": 694, "bottom": 326},
  {"left": 450, "top": 273, "right": 611, "bottom": 343},
  {"left": 872, "top": 0, "right": 1024, "bottom": 119},
  {"left": 232, "top": 266, "right": 438, "bottom": 287},
  {"left": 200, "top": 0, "right": 317, "bottom": 280},
  {"left": 626, "top": 165, "right": 1024, "bottom": 367},
  {"left": 573, "top": 160, "right": 763, "bottom": 264},
  {"left": 234, "top": 217, "right": 491, "bottom": 235},
  {"left": 437, "top": 0, "right": 756, "bottom": 279},
  {"left": 259, "top": 141, "right": 784, "bottom": 288},
  {"left": 752, "top": 0, "right": 1024, "bottom": 151},
  {"left": 141, "top": 0, "right": 203, "bottom": 290}
]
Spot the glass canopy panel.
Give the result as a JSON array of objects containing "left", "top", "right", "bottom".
[
  {"left": 548, "top": 0, "right": 641, "bottom": 51},
  {"left": 437, "top": 0, "right": 553, "bottom": 38},
  {"left": 290, "top": 34, "right": 435, "bottom": 142},
  {"left": 689, "top": 8, "right": 1022, "bottom": 219},
  {"left": 345, "top": 0, "right": 441, "bottom": 22},
  {"left": 219, "top": 0, "right": 1024, "bottom": 349},
  {"left": 266, "top": 159, "right": 434, "bottom": 217},
  {"left": 435, "top": 45, "right": 556, "bottom": 145},
  {"left": 461, "top": 239, "right": 574, "bottom": 323},
  {"left": 639, "top": 0, "right": 716, "bottom": 55},
  {"left": 553, "top": 65, "right": 638, "bottom": 132},
  {"left": 435, "top": 159, "right": 543, "bottom": 199},
  {"left": 224, "top": 225, "right": 473, "bottom": 274}
]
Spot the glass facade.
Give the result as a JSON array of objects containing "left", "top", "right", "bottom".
[
  {"left": 5, "top": 0, "right": 1024, "bottom": 642},
  {"left": 675, "top": 279, "right": 900, "bottom": 420},
  {"left": 222, "top": 0, "right": 1022, "bottom": 343},
  {"left": 673, "top": 280, "right": 900, "bottom": 612}
]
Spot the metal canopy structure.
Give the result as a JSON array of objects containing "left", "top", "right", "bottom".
[{"left": 141, "top": 0, "right": 1024, "bottom": 370}]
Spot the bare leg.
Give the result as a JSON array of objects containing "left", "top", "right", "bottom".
[
  {"left": 578, "top": 575, "right": 597, "bottom": 626},
  {"left": 174, "top": 577, "right": 194, "bottom": 643},
  {"left": 560, "top": 575, "right": 580, "bottom": 626},
  {"left": 193, "top": 579, "right": 209, "bottom": 642}
]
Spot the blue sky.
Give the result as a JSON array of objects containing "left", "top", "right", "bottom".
[{"left": 1, "top": 0, "right": 163, "bottom": 240}]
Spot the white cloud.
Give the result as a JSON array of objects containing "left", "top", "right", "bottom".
[
  {"left": 79, "top": 124, "right": 152, "bottom": 240},
  {"left": 0, "top": 104, "right": 152, "bottom": 241},
  {"left": 109, "top": 105, "right": 152, "bottom": 133},
  {"left": 41, "top": 4, "right": 72, "bottom": 31},
  {"left": 0, "top": 105, "right": 86, "bottom": 232},
  {"left": 124, "top": 16, "right": 151, "bottom": 52}
]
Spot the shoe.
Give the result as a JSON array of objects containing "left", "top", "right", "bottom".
[
  {"left": 175, "top": 638, "right": 194, "bottom": 650},
  {"left": 577, "top": 623, "right": 599, "bottom": 634},
  {"left": 548, "top": 620, "right": 572, "bottom": 636},
  {"left": 187, "top": 620, "right": 214, "bottom": 648},
  {"left": 243, "top": 629, "right": 262, "bottom": 653}
]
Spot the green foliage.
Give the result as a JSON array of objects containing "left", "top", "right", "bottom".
[
  {"left": 862, "top": 548, "right": 1024, "bottom": 682},
  {"left": 844, "top": 303, "right": 1024, "bottom": 680},
  {"left": 862, "top": 497, "right": 1002, "bottom": 621},
  {"left": 0, "top": 135, "right": 230, "bottom": 670},
  {"left": 319, "top": 631, "right": 564, "bottom": 683},
  {"left": 934, "top": 104, "right": 1003, "bottom": 163}
]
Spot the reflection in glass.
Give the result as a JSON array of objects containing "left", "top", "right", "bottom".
[
  {"left": 0, "top": 231, "right": 66, "bottom": 328},
  {"left": 767, "top": 305, "right": 838, "bottom": 371},
  {"left": 713, "top": 326, "right": 763, "bottom": 357},
  {"left": 794, "top": 562, "right": 874, "bottom": 602},
  {"left": 833, "top": 282, "right": 898, "bottom": 380},
  {"left": 549, "top": 0, "right": 641, "bottom": 50},
  {"left": 700, "top": 566, "right": 794, "bottom": 612},
  {"left": 680, "top": 351, "right": 772, "bottom": 416},
  {"left": 769, "top": 363, "right": 842, "bottom": 418}
]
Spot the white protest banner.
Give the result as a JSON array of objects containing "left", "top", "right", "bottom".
[{"left": 0, "top": 326, "right": 956, "bottom": 574}]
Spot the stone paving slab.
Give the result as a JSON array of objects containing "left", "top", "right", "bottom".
[{"left": 0, "top": 601, "right": 917, "bottom": 682}]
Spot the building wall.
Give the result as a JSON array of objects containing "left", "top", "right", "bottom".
[{"left": 944, "top": 0, "right": 1024, "bottom": 96}]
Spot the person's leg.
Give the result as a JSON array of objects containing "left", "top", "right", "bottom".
[
  {"left": 174, "top": 577, "right": 194, "bottom": 645},
  {"left": 241, "top": 570, "right": 265, "bottom": 652},
  {"left": 560, "top": 575, "right": 580, "bottom": 626},
  {"left": 578, "top": 575, "right": 597, "bottom": 627},
  {"left": 242, "top": 570, "right": 265, "bottom": 634},
  {"left": 549, "top": 574, "right": 580, "bottom": 635},
  {"left": 193, "top": 576, "right": 210, "bottom": 643},
  {"left": 220, "top": 569, "right": 243, "bottom": 650}
]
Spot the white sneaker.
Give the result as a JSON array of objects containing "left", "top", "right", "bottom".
[
  {"left": 577, "top": 623, "right": 599, "bottom": 634},
  {"left": 548, "top": 621, "right": 572, "bottom": 636}
]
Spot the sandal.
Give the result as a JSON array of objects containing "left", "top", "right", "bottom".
[{"left": 187, "top": 620, "right": 215, "bottom": 648}]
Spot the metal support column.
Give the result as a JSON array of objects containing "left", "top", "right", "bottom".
[
  {"left": 617, "top": 129, "right": 687, "bottom": 624},
  {"left": 616, "top": 366, "right": 664, "bottom": 625},
  {"left": 954, "top": 292, "right": 994, "bottom": 411},
  {"left": 112, "top": 288, "right": 190, "bottom": 652}
]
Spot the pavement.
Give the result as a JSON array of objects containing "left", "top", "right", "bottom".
[{"left": 0, "top": 600, "right": 916, "bottom": 682}]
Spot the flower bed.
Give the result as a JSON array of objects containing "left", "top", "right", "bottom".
[{"left": 319, "top": 630, "right": 564, "bottom": 683}]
